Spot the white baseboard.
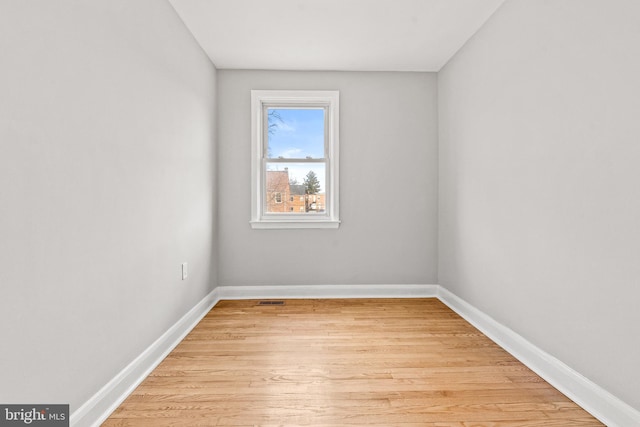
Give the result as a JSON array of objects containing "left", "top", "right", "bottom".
[
  {"left": 437, "top": 286, "right": 640, "bottom": 427},
  {"left": 216, "top": 284, "right": 439, "bottom": 300},
  {"left": 72, "top": 284, "right": 640, "bottom": 427},
  {"left": 70, "top": 288, "right": 221, "bottom": 427}
]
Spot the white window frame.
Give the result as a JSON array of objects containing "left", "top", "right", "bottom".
[{"left": 251, "top": 90, "right": 340, "bottom": 229}]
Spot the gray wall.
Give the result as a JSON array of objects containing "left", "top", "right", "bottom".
[
  {"left": 438, "top": 0, "right": 640, "bottom": 410},
  {"left": 218, "top": 71, "right": 438, "bottom": 286},
  {"left": 0, "top": 1, "right": 217, "bottom": 410}
]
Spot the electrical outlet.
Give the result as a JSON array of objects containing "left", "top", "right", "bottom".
[{"left": 182, "top": 262, "right": 188, "bottom": 280}]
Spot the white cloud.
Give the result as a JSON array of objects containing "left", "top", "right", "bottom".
[
  {"left": 275, "top": 121, "right": 295, "bottom": 132},
  {"left": 280, "top": 148, "right": 303, "bottom": 157}
]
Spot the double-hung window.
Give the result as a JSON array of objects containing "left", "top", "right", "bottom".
[{"left": 250, "top": 90, "right": 340, "bottom": 229}]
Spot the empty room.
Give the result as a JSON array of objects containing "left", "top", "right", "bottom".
[{"left": 1, "top": 0, "right": 639, "bottom": 426}]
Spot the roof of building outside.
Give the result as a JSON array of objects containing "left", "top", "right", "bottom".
[{"left": 290, "top": 184, "right": 306, "bottom": 195}]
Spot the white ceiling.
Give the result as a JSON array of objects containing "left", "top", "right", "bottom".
[{"left": 168, "top": 0, "right": 505, "bottom": 72}]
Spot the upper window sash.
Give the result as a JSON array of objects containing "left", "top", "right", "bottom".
[{"left": 262, "top": 105, "right": 329, "bottom": 160}]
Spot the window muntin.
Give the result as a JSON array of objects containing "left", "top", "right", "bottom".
[{"left": 251, "top": 90, "right": 339, "bottom": 229}]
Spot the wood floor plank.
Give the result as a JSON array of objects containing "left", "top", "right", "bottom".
[{"left": 102, "top": 298, "right": 602, "bottom": 426}]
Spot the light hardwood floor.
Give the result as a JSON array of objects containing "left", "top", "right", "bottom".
[{"left": 103, "top": 298, "right": 603, "bottom": 426}]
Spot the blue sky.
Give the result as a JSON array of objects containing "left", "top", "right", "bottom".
[
  {"left": 267, "top": 108, "right": 326, "bottom": 191},
  {"left": 268, "top": 108, "right": 324, "bottom": 159}
]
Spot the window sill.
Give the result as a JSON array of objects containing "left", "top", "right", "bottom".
[{"left": 250, "top": 219, "right": 340, "bottom": 230}]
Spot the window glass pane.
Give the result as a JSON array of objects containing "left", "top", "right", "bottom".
[
  {"left": 267, "top": 108, "right": 325, "bottom": 159},
  {"left": 265, "top": 162, "right": 326, "bottom": 214}
]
